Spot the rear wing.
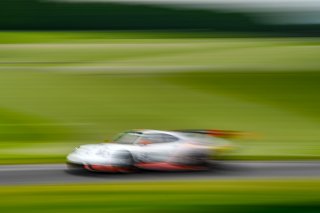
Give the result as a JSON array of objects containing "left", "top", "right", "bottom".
[{"left": 174, "top": 129, "right": 256, "bottom": 139}]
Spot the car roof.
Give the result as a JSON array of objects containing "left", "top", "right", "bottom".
[
  {"left": 131, "top": 129, "right": 171, "bottom": 134},
  {"left": 129, "top": 129, "right": 184, "bottom": 138}
]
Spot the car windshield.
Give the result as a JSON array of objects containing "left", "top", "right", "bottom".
[{"left": 113, "top": 132, "right": 141, "bottom": 144}]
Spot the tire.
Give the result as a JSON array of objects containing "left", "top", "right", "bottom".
[
  {"left": 185, "top": 151, "right": 210, "bottom": 166},
  {"left": 111, "top": 150, "right": 134, "bottom": 168}
]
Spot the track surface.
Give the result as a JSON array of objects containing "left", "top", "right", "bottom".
[{"left": 0, "top": 161, "right": 320, "bottom": 185}]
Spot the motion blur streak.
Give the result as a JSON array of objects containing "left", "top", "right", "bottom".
[
  {"left": 0, "top": 0, "right": 320, "bottom": 213},
  {"left": 1, "top": 37, "right": 320, "bottom": 163},
  {"left": 0, "top": 0, "right": 320, "bottom": 34},
  {"left": 1, "top": 161, "right": 320, "bottom": 185},
  {"left": 0, "top": 180, "right": 319, "bottom": 213}
]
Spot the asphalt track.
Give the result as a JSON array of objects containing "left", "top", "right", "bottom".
[{"left": 0, "top": 161, "right": 320, "bottom": 185}]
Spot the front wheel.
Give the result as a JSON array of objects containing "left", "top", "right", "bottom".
[{"left": 111, "top": 150, "right": 135, "bottom": 171}]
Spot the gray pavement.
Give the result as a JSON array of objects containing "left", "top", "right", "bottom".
[{"left": 0, "top": 161, "right": 320, "bottom": 185}]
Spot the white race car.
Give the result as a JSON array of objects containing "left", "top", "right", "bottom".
[{"left": 67, "top": 129, "right": 239, "bottom": 172}]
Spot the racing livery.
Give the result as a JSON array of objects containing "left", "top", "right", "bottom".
[{"left": 67, "top": 129, "right": 239, "bottom": 172}]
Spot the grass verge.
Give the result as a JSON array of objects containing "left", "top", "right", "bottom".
[{"left": 0, "top": 180, "right": 319, "bottom": 213}]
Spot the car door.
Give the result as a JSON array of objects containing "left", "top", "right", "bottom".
[{"left": 135, "top": 133, "right": 179, "bottom": 162}]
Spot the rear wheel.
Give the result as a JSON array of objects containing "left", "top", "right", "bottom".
[{"left": 183, "top": 151, "right": 210, "bottom": 166}]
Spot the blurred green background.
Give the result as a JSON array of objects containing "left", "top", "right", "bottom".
[
  {"left": 1, "top": 32, "right": 320, "bottom": 163},
  {"left": 1, "top": 1, "right": 320, "bottom": 213},
  {"left": 1, "top": 180, "right": 320, "bottom": 213},
  {"left": 0, "top": 0, "right": 320, "bottom": 164}
]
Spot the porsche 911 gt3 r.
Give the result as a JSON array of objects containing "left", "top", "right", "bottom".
[{"left": 67, "top": 129, "right": 238, "bottom": 172}]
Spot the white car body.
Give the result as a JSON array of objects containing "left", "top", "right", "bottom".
[{"left": 67, "top": 129, "right": 234, "bottom": 172}]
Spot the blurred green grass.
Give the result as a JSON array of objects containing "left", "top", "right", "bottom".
[
  {"left": 0, "top": 32, "right": 320, "bottom": 163},
  {"left": 0, "top": 180, "right": 320, "bottom": 213},
  {"left": 0, "top": 31, "right": 246, "bottom": 44}
]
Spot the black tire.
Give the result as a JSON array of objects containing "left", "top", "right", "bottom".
[
  {"left": 111, "top": 150, "right": 134, "bottom": 168},
  {"left": 185, "top": 152, "right": 210, "bottom": 166}
]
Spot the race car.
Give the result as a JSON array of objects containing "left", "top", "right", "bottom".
[{"left": 67, "top": 129, "right": 241, "bottom": 172}]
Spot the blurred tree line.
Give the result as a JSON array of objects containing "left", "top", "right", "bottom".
[{"left": 0, "top": 0, "right": 319, "bottom": 36}]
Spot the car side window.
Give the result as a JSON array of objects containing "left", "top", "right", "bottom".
[
  {"left": 142, "top": 133, "right": 179, "bottom": 144},
  {"left": 163, "top": 134, "right": 179, "bottom": 142}
]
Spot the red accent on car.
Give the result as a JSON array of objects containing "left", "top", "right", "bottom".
[
  {"left": 84, "top": 164, "right": 131, "bottom": 173},
  {"left": 136, "top": 162, "right": 206, "bottom": 171}
]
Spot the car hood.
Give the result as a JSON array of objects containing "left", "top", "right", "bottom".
[
  {"left": 67, "top": 143, "right": 138, "bottom": 165},
  {"left": 79, "top": 143, "right": 135, "bottom": 152},
  {"left": 72, "top": 143, "right": 138, "bottom": 157}
]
